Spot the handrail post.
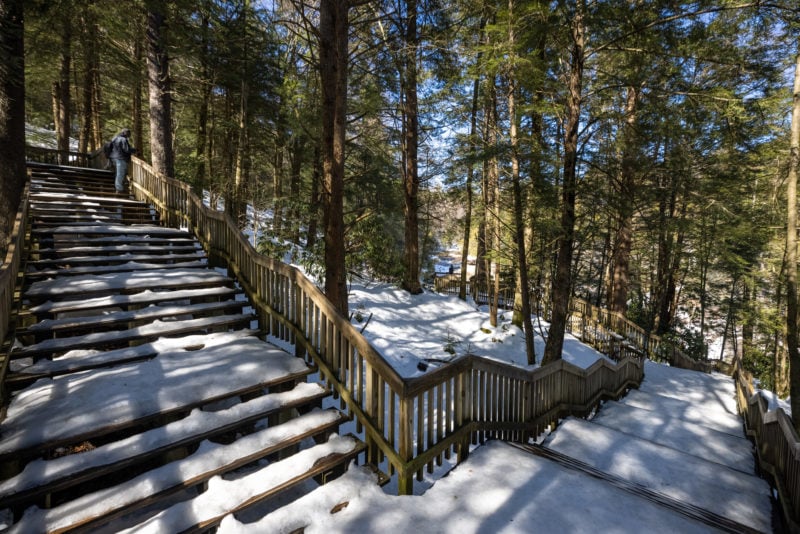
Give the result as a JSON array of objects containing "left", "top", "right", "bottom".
[{"left": 398, "top": 395, "right": 414, "bottom": 494}]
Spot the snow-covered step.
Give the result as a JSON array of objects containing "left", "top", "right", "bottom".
[
  {"left": 10, "top": 313, "right": 257, "bottom": 359},
  {"left": 28, "top": 243, "right": 200, "bottom": 258},
  {"left": 0, "top": 382, "right": 332, "bottom": 509},
  {"left": 544, "top": 417, "right": 773, "bottom": 532},
  {"left": 25, "top": 286, "right": 239, "bottom": 318},
  {"left": 0, "top": 333, "right": 312, "bottom": 461},
  {"left": 591, "top": 399, "right": 756, "bottom": 473},
  {"left": 113, "top": 434, "right": 365, "bottom": 534},
  {"left": 8, "top": 428, "right": 361, "bottom": 534},
  {"left": 18, "top": 300, "right": 246, "bottom": 338},
  {"left": 23, "top": 268, "right": 233, "bottom": 302},
  {"left": 27, "top": 252, "right": 203, "bottom": 269},
  {"left": 9, "top": 331, "right": 257, "bottom": 380},
  {"left": 24, "top": 259, "right": 208, "bottom": 279},
  {"left": 618, "top": 388, "right": 743, "bottom": 437},
  {"left": 31, "top": 223, "right": 190, "bottom": 238}
]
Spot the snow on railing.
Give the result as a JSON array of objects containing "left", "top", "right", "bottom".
[
  {"left": 734, "top": 360, "right": 800, "bottom": 530},
  {"left": 123, "top": 157, "right": 645, "bottom": 495}
]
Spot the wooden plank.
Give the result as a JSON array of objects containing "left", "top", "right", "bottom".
[{"left": 24, "top": 260, "right": 208, "bottom": 279}]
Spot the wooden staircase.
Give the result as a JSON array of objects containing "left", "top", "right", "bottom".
[{"left": 0, "top": 163, "right": 364, "bottom": 533}]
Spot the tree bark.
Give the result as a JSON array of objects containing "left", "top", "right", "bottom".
[
  {"left": 401, "top": 0, "right": 422, "bottom": 295},
  {"left": 146, "top": 3, "right": 174, "bottom": 177},
  {"left": 319, "top": 0, "right": 350, "bottom": 315},
  {"left": 507, "top": 0, "right": 535, "bottom": 365},
  {"left": 787, "top": 42, "right": 800, "bottom": 431},
  {"left": 607, "top": 86, "right": 639, "bottom": 316},
  {"left": 543, "top": 0, "right": 585, "bottom": 365},
  {"left": 53, "top": 16, "right": 71, "bottom": 164},
  {"left": 0, "top": 0, "right": 26, "bottom": 250},
  {"left": 459, "top": 74, "right": 480, "bottom": 301}
]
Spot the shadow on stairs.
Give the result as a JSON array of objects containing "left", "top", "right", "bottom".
[{"left": 0, "top": 162, "right": 366, "bottom": 533}]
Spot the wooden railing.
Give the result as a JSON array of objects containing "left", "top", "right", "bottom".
[
  {"left": 127, "top": 157, "right": 645, "bottom": 493},
  {"left": 0, "top": 178, "right": 30, "bottom": 403},
  {"left": 734, "top": 359, "right": 800, "bottom": 530}
]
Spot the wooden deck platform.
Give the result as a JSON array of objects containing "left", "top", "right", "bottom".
[{"left": 0, "top": 163, "right": 364, "bottom": 533}]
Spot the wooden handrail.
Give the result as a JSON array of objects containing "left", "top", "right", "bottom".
[
  {"left": 734, "top": 358, "right": 800, "bottom": 529},
  {"left": 0, "top": 178, "right": 30, "bottom": 403}
]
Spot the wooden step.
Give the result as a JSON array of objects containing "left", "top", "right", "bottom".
[
  {"left": 10, "top": 312, "right": 257, "bottom": 359},
  {"left": 23, "top": 268, "right": 234, "bottom": 303},
  {"left": 7, "top": 431, "right": 362, "bottom": 534},
  {"left": 16, "top": 299, "right": 246, "bottom": 339},
  {"left": 8, "top": 331, "right": 257, "bottom": 384},
  {"left": 24, "top": 286, "right": 240, "bottom": 319},
  {"left": 26, "top": 252, "right": 205, "bottom": 269},
  {"left": 29, "top": 238, "right": 199, "bottom": 257},
  {"left": 31, "top": 223, "right": 189, "bottom": 239},
  {"left": 27, "top": 243, "right": 199, "bottom": 259},
  {"left": 0, "top": 382, "right": 331, "bottom": 510},
  {"left": 24, "top": 259, "right": 209, "bottom": 280},
  {"left": 1, "top": 333, "right": 313, "bottom": 464}
]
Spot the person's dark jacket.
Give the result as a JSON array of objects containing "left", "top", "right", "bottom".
[{"left": 110, "top": 134, "right": 136, "bottom": 161}]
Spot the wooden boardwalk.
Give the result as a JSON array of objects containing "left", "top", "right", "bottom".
[{"left": 0, "top": 163, "right": 363, "bottom": 532}]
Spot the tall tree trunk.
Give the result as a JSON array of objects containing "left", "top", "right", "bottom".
[
  {"left": 507, "top": 0, "right": 535, "bottom": 365},
  {"left": 232, "top": 1, "right": 251, "bottom": 229},
  {"left": 484, "top": 76, "right": 500, "bottom": 327},
  {"left": 459, "top": 74, "right": 480, "bottom": 301},
  {"left": 273, "top": 141, "right": 284, "bottom": 236},
  {"left": 78, "top": 6, "right": 99, "bottom": 153},
  {"left": 146, "top": 3, "right": 174, "bottom": 177},
  {"left": 53, "top": 16, "right": 71, "bottom": 164},
  {"left": 787, "top": 43, "right": 800, "bottom": 431},
  {"left": 543, "top": 0, "right": 585, "bottom": 365},
  {"left": 307, "top": 144, "right": 321, "bottom": 249},
  {"left": 607, "top": 86, "right": 638, "bottom": 316},
  {"left": 289, "top": 136, "right": 304, "bottom": 244},
  {"left": 132, "top": 24, "right": 144, "bottom": 159},
  {"left": 195, "top": 11, "right": 211, "bottom": 190},
  {"left": 319, "top": 0, "right": 349, "bottom": 315},
  {"left": 401, "top": 0, "right": 422, "bottom": 295},
  {"left": 0, "top": 0, "right": 26, "bottom": 250}
]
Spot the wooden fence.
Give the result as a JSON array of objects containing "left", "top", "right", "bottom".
[
  {"left": 124, "top": 157, "right": 644, "bottom": 493},
  {"left": 734, "top": 361, "right": 800, "bottom": 530},
  {"left": 0, "top": 178, "right": 30, "bottom": 403}
]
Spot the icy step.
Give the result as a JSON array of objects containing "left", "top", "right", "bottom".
[
  {"left": 591, "top": 400, "right": 756, "bottom": 473},
  {"left": 10, "top": 313, "right": 256, "bottom": 359},
  {"left": 24, "top": 259, "right": 208, "bottom": 279},
  {"left": 619, "top": 389, "right": 743, "bottom": 437},
  {"left": 0, "top": 383, "right": 331, "bottom": 508},
  {"left": 24, "top": 268, "right": 233, "bottom": 301},
  {"left": 114, "top": 434, "right": 365, "bottom": 534},
  {"left": 544, "top": 417, "right": 772, "bottom": 532},
  {"left": 8, "top": 419, "right": 358, "bottom": 534},
  {"left": 0, "top": 333, "right": 311, "bottom": 460},
  {"left": 26, "top": 286, "right": 239, "bottom": 317},
  {"left": 19, "top": 300, "right": 246, "bottom": 336}
]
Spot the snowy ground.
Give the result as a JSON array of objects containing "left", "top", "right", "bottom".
[{"left": 244, "top": 280, "right": 774, "bottom": 533}]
